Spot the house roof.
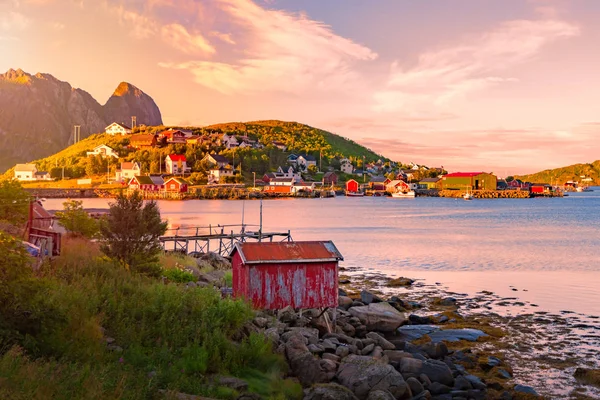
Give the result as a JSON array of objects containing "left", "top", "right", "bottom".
[
  {"left": 34, "top": 171, "right": 49, "bottom": 176},
  {"left": 120, "top": 162, "right": 139, "bottom": 170},
  {"left": 129, "top": 134, "right": 154, "bottom": 142},
  {"left": 323, "top": 172, "right": 337, "bottom": 178},
  {"left": 264, "top": 172, "right": 277, "bottom": 178},
  {"left": 167, "top": 154, "right": 187, "bottom": 162},
  {"left": 149, "top": 175, "right": 165, "bottom": 185},
  {"left": 164, "top": 177, "right": 189, "bottom": 185},
  {"left": 107, "top": 122, "right": 131, "bottom": 130},
  {"left": 287, "top": 154, "right": 298, "bottom": 160},
  {"left": 231, "top": 241, "right": 344, "bottom": 265},
  {"left": 270, "top": 177, "right": 295, "bottom": 183},
  {"left": 130, "top": 175, "right": 155, "bottom": 185},
  {"left": 278, "top": 165, "right": 292, "bottom": 171},
  {"left": 15, "top": 163, "right": 37, "bottom": 172},
  {"left": 208, "top": 154, "right": 229, "bottom": 163},
  {"left": 444, "top": 172, "right": 486, "bottom": 178},
  {"left": 387, "top": 180, "right": 409, "bottom": 187},
  {"left": 299, "top": 154, "right": 316, "bottom": 162}
]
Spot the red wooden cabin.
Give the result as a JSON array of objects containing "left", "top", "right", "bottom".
[
  {"left": 231, "top": 241, "right": 343, "bottom": 309},
  {"left": 346, "top": 179, "right": 359, "bottom": 193}
]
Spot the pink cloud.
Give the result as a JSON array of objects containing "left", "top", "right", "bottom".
[
  {"left": 374, "top": 17, "right": 579, "bottom": 114},
  {"left": 161, "top": 23, "right": 215, "bottom": 55}
]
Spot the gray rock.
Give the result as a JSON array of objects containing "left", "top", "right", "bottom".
[
  {"left": 215, "top": 375, "right": 248, "bottom": 392},
  {"left": 497, "top": 368, "right": 512, "bottom": 379},
  {"left": 383, "top": 350, "right": 413, "bottom": 363},
  {"left": 285, "top": 334, "right": 327, "bottom": 386},
  {"left": 439, "top": 297, "right": 457, "bottom": 306},
  {"left": 352, "top": 301, "right": 366, "bottom": 308},
  {"left": 399, "top": 358, "right": 454, "bottom": 386},
  {"left": 253, "top": 317, "right": 268, "bottom": 328},
  {"left": 406, "top": 377, "right": 424, "bottom": 395},
  {"left": 453, "top": 375, "right": 472, "bottom": 390},
  {"left": 464, "top": 375, "right": 486, "bottom": 390},
  {"left": 427, "top": 329, "right": 487, "bottom": 343},
  {"left": 303, "top": 383, "right": 359, "bottom": 400},
  {"left": 185, "top": 281, "right": 197, "bottom": 288},
  {"left": 337, "top": 355, "right": 409, "bottom": 399},
  {"left": 197, "top": 269, "right": 225, "bottom": 285},
  {"left": 397, "top": 325, "right": 440, "bottom": 341},
  {"left": 419, "top": 374, "right": 432, "bottom": 387},
  {"left": 309, "top": 344, "right": 325, "bottom": 354},
  {"left": 409, "top": 314, "right": 434, "bottom": 325},
  {"left": 366, "top": 332, "right": 396, "bottom": 351},
  {"left": 323, "top": 353, "right": 341, "bottom": 363},
  {"left": 360, "top": 290, "right": 384, "bottom": 305},
  {"left": 278, "top": 306, "right": 297, "bottom": 323},
  {"left": 514, "top": 384, "right": 538, "bottom": 396},
  {"left": 336, "top": 345, "right": 350, "bottom": 358},
  {"left": 322, "top": 339, "right": 337, "bottom": 352},
  {"left": 428, "top": 382, "right": 451, "bottom": 395},
  {"left": 349, "top": 302, "right": 406, "bottom": 332},
  {"left": 361, "top": 343, "right": 375, "bottom": 355},
  {"left": 421, "top": 342, "right": 448, "bottom": 359},
  {"left": 281, "top": 327, "right": 319, "bottom": 344},
  {"left": 339, "top": 296, "right": 354, "bottom": 310},
  {"left": 411, "top": 391, "right": 432, "bottom": 400},
  {"left": 320, "top": 359, "right": 338, "bottom": 373},
  {"left": 263, "top": 327, "right": 280, "bottom": 344},
  {"left": 365, "top": 390, "right": 395, "bottom": 400},
  {"left": 195, "top": 252, "right": 231, "bottom": 270}
]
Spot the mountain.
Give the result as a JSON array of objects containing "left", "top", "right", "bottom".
[
  {"left": 0, "top": 68, "right": 162, "bottom": 172},
  {"left": 515, "top": 160, "right": 600, "bottom": 185}
]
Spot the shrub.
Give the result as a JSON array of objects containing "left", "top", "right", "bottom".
[
  {"left": 100, "top": 191, "right": 167, "bottom": 276},
  {"left": 0, "top": 180, "right": 30, "bottom": 225},
  {"left": 55, "top": 200, "right": 99, "bottom": 238}
]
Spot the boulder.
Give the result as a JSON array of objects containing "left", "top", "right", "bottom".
[
  {"left": 285, "top": 334, "right": 327, "bottom": 386},
  {"left": 339, "top": 296, "right": 354, "bottom": 310},
  {"left": 406, "top": 377, "right": 424, "bottom": 395},
  {"left": 195, "top": 252, "right": 231, "bottom": 270},
  {"left": 427, "top": 329, "right": 486, "bottom": 343},
  {"left": 365, "top": 390, "right": 396, "bottom": 400},
  {"left": 278, "top": 306, "right": 297, "bottom": 323},
  {"left": 197, "top": 269, "right": 225, "bottom": 285},
  {"left": 396, "top": 325, "right": 439, "bottom": 341},
  {"left": 366, "top": 332, "right": 396, "bottom": 351},
  {"left": 337, "top": 355, "right": 409, "bottom": 399},
  {"left": 399, "top": 358, "right": 454, "bottom": 386},
  {"left": 383, "top": 350, "right": 413, "bottom": 363},
  {"left": 349, "top": 303, "right": 406, "bottom": 332},
  {"left": 513, "top": 384, "right": 539, "bottom": 396},
  {"left": 386, "top": 277, "right": 414, "bottom": 287},
  {"left": 303, "top": 383, "right": 359, "bottom": 400},
  {"left": 361, "top": 290, "right": 384, "bottom": 305}
]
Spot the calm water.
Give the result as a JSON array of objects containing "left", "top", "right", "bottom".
[{"left": 45, "top": 188, "right": 600, "bottom": 316}]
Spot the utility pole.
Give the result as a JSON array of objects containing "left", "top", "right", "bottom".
[
  {"left": 73, "top": 125, "right": 81, "bottom": 144},
  {"left": 131, "top": 116, "right": 137, "bottom": 130},
  {"left": 259, "top": 197, "right": 263, "bottom": 242},
  {"left": 363, "top": 156, "right": 366, "bottom": 183},
  {"left": 252, "top": 172, "right": 256, "bottom": 189},
  {"left": 319, "top": 150, "right": 322, "bottom": 172}
]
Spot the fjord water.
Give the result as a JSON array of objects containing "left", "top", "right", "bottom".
[{"left": 50, "top": 188, "right": 600, "bottom": 316}]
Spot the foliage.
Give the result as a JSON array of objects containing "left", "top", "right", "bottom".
[
  {"left": 515, "top": 160, "right": 600, "bottom": 185},
  {"left": 162, "top": 262, "right": 196, "bottom": 283},
  {"left": 100, "top": 191, "right": 167, "bottom": 276},
  {"left": 55, "top": 200, "right": 99, "bottom": 238},
  {"left": 0, "top": 180, "right": 30, "bottom": 225},
  {"left": 0, "top": 235, "right": 296, "bottom": 399}
]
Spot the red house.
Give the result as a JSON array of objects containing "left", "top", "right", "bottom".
[
  {"left": 164, "top": 177, "right": 189, "bottom": 193},
  {"left": 323, "top": 171, "right": 338, "bottom": 185},
  {"left": 346, "top": 179, "right": 359, "bottom": 193},
  {"left": 128, "top": 176, "right": 164, "bottom": 192},
  {"left": 231, "top": 241, "right": 343, "bottom": 309}
]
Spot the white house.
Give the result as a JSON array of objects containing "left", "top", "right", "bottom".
[
  {"left": 14, "top": 164, "right": 38, "bottom": 181},
  {"left": 203, "top": 154, "right": 231, "bottom": 169},
  {"left": 116, "top": 161, "right": 141, "bottom": 182},
  {"left": 297, "top": 154, "right": 317, "bottom": 170},
  {"left": 292, "top": 181, "right": 316, "bottom": 193},
  {"left": 222, "top": 134, "right": 239, "bottom": 149},
  {"left": 276, "top": 165, "right": 301, "bottom": 181},
  {"left": 340, "top": 162, "right": 354, "bottom": 174},
  {"left": 34, "top": 171, "right": 52, "bottom": 181},
  {"left": 208, "top": 166, "right": 235, "bottom": 184},
  {"left": 165, "top": 154, "right": 190, "bottom": 175},
  {"left": 87, "top": 144, "right": 118, "bottom": 159},
  {"left": 105, "top": 122, "right": 132, "bottom": 136}
]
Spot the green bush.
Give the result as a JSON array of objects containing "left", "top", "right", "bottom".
[
  {"left": 0, "top": 180, "right": 30, "bottom": 225},
  {"left": 162, "top": 267, "right": 196, "bottom": 283},
  {"left": 55, "top": 200, "right": 99, "bottom": 238}
]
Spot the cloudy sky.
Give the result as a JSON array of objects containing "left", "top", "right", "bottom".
[{"left": 1, "top": 0, "right": 599, "bottom": 174}]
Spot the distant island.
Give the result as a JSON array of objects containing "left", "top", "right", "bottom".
[{"left": 515, "top": 160, "right": 600, "bottom": 186}]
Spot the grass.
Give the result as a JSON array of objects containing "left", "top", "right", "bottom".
[{"left": 0, "top": 235, "right": 299, "bottom": 399}]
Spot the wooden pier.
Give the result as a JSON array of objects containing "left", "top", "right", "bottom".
[{"left": 159, "top": 224, "right": 293, "bottom": 256}]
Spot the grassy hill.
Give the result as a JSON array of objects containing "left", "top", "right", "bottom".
[
  {"left": 515, "top": 160, "right": 600, "bottom": 185},
  {"left": 1, "top": 120, "right": 388, "bottom": 183}
]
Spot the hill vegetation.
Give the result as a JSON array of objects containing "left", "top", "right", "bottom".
[
  {"left": 515, "top": 160, "right": 600, "bottom": 185},
  {"left": 2, "top": 120, "right": 391, "bottom": 185}
]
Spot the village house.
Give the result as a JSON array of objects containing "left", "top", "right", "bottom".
[
  {"left": 386, "top": 179, "right": 411, "bottom": 193},
  {"left": 203, "top": 154, "right": 231, "bottom": 169},
  {"left": 185, "top": 135, "right": 202, "bottom": 145},
  {"left": 105, "top": 122, "right": 132, "bottom": 136},
  {"left": 272, "top": 141, "right": 287, "bottom": 151},
  {"left": 440, "top": 172, "right": 497, "bottom": 191},
  {"left": 222, "top": 134, "right": 239, "bottom": 149},
  {"left": 165, "top": 154, "right": 190, "bottom": 175},
  {"left": 346, "top": 179, "right": 360, "bottom": 193},
  {"left": 275, "top": 165, "right": 301, "bottom": 181},
  {"left": 340, "top": 160, "right": 354, "bottom": 174},
  {"left": 34, "top": 171, "right": 52, "bottom": 181},
  {"left": 287, "top": 154, "right": 299, "bottom": 165},
  {"left": 297, "top": 154, "right": 317, "bottom": 170},
  {"left": 14, "top": 164, "right": 38, "bottom": 181},
  {"left": 419, "top": 177, "right": 441, "bottom": 189},
  {"left": 292, "top": 181, "right": 316, "bottom": 193},
  {"left": 164, "top": 177, "right": 189, "bottom": 193},
  {"left": 116, "top": 161, "right": 141, "bottom": 182},
  {"left": 208, "top": 165, "right": 235, "bottom": 184},
  {"left": 262, "top": 172, "right": 277, "bottom": 183},
  {"left": 322, "top": 171, "right": 338, "bottom": 185},
  {"left": 264, "top": 177, "right": 295, "bottom": 193},
  {"left": 159, "top": 130, "right": 187, "bottom": 144},
  {"left": 128, "top": 175, "right": 163, "bottom": 192},
  {"left": 86, "top": 144, "right": 118, "bottom": 159},
  {"left": 129, "top": 134, "right": 157, "bottom": 149}
]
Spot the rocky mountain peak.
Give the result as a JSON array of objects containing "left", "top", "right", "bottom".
[{"left": 112, "top": 82, "right": 142, "bottom": 97}]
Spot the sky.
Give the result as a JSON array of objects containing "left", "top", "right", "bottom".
[{"left": 1, "top": 0, "right": 599, "bottom": 175}]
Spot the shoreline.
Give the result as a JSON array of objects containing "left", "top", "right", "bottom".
[{"left": 338, "top": 268, "right": 600, "bottom": 399}]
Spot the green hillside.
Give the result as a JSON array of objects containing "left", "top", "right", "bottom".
[
  {"left": 1, "top": 120, "right": 388, "bottom": 183},
  {"left": 515, "top": 160, "right": 600, "bottom": 185}
]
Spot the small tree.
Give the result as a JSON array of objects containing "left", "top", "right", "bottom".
[
  {"left": 100, "top": 191, "right": 167, "bottom": 276},
  {"left": 0, "top": 180, "right": 30, "bottom": 225},
  {"left": 55, "top": 200, "right": 99, "bottom": 238}
]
